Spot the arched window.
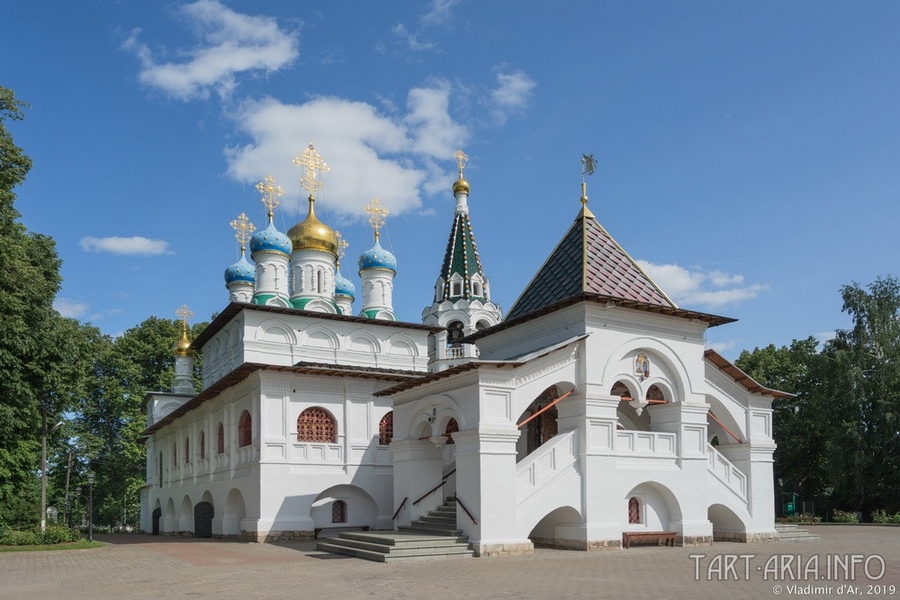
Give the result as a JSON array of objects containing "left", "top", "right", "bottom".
[
  {"left": 217, "top": 423, "right": 225, "bottom": 454},
  {"left": 447, "top": 321, "right": 464, "bottom": 343},
  {"left": 646, "top": 385, "right": 666, "bottom": 403},
  {"left": 238, "top": 410, "right": 252, "bottom": 447},
  {"left": 199, "top": 431, "right": 206, "bottom": 460},
  {"left": 332, "top": 500, "right": 347, "bottom": 524},
  {"left": 297, "top": 407, "right": 337, "bottom": 443},
  {"left": 628, "top": 497, "right": 641, "bottom": 524},
  {"left": 472, "top": 281, "right": 482, "bottom": 296},
  {"left": 451, "top": 281, "right": 462, "bottom": 296},
  {"left": 444, "top": 418, "right": 458, "bottom": 445},
  {"left": 379, "top": 411, "right": 393, "bottom": 445},
  {"left": 184, "top": 437, "right": 190, "bottom": 463},
  {"left": 172, "top": 442, "right": 177, "bottom": 467},
  {"left": 158, "top": 452, "right": 163, "bottom": 485}
]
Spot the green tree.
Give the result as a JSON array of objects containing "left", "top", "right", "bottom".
[
  {"left": 820, "top": 277, "right": 900, "bottom": 513},
  {"left": 73, "top": 317, "right": 205, "bottom": 528},
  {"left": 0, "top": 86, "right": 77, "bottom": 526},
  {"left": 736, "top": 337, "right": 828, "bottom": 509}
]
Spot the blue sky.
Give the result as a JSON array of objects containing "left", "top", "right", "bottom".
[{"left": 3, "top": 1, "right": 899, "bottom": 360}]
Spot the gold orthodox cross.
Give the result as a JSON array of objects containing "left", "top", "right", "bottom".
[
  {"left": 293, "top": 143, "right": 329, "bottom": 198},
  {"left": 256, "top": 175, "right": 284, "bottom": 217},
  {"left": 454, "top": 148, "right": 468, "bottom": 178},
  {"left": 175, "top": 304, "right": 193, "bottom": 334},
  {"left": 365, "top": 197, "right": 388, "bottom": 242},
  {"left": 335, "top": 231, "right": 349, "bottom": 266},
  {"left": 230, "top": 213, "right": 256, "bottom": 252}
]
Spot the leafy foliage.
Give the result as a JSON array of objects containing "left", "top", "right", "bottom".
[{"left": 737, "top": 277, "right": 900, "bottom": 517}]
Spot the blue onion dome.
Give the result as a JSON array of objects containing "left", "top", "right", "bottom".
[
  {"left": 224, "top": 253, "right": 256, "bottom": 284},
  {"left": 249, "top": 221, "right": 292, "bottom": 256},
  {"left": 335, "top": 271, "right": 356, "bottom": 298},
  {"left": 358, "top": 239, "right": 397, "bottom": 273}
]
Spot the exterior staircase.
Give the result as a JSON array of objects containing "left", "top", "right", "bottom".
[
  {"left": 315, "top": 498, "right": 474, "bottom": 562},
  {"left": 775, "top": 523, "right": 821, "bottom": 542}
]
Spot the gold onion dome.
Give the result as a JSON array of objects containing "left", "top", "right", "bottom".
[
  {"left": 452, "top": 176, "right": 470, "bottom": 195},
  {"left": 173, "top": 329, "right": 193, "bottom": 356},
  {"left": 288, "top": 195, "right": 338, "bottom": 255}
]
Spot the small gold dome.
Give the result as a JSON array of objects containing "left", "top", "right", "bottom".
[
  {"left": 288, "top": 195, "right": 338, "bottom": 255},
  {"left": 452, "top": 176, "right": 470, "bottom": 195},
  {"left": 173, "top": 330, "right": 193, "bottom": 356}
]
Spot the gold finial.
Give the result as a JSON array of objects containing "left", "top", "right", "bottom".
[
  {"left": 174, "top": 304, "right": 194, "bottom": 356},
  {"left": 365, "top": 197, "right": 389, "bottom": 242},
  {"left": 292, "top": 143, "right": 330, "bottom": 199},
  {"left": 580, "top": 153, "right": 597, "bottom": 206},
  {"left": 255, "top": 175, "right": 284, "bottom": 220},
  {"left": 454, "top": 149, "right": 468, "bottom": 178},
  {"left": 336, "top": 231, "right": 349, "bottom": 267},
  {"left": 230, "top": 212, "right": 256, "bottom": 253}
]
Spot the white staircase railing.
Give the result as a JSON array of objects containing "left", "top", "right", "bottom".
[
  {"left": 706, "top": 443, "right": 747, "bottom": 503},
  {"left": 516, "top": 430, "right": 578, "bottom": 507}
]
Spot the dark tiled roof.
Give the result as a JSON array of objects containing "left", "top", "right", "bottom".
[
  {"left": 505, "top": 205, "right": 675, "bottom": 321},
  {"left": 437, "top": 210, "right": 487, "bottom": 301}
]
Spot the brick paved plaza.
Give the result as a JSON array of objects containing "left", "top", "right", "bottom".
[{"left": 1, "top": 525, "right": 898, "bottom": 599}]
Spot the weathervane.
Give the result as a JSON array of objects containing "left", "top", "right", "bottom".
[
  {"left": 580, "top": 153, "right": 597, "bottom": 205},
  {"left": 230, "top": 212, "right": 256, "bottom": 253},
  {"left": 255, "top": 174, "right": 284, "bottom": 220},
  {"left": 365, "top": 197, "right": 389, "bottom": 242},
  {"left": 292, "top": 143, "right": 330, "bottom": 199},
  {"left": 454, "top": 148, "right": 468, "bottom": 178}
]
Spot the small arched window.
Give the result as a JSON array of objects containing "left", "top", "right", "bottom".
[
  {"left": 451, "top": 281, "right": 462, "bottom": 296},
  {"left": 444, "top": 418, "right": 458, "bottom": 445},
  {"left": 628, "top": 497, "right": 641, "bottom": 524},
  {"left": 297, "top": 407, "right": 337, "bottom": 443},
  {"left": 158, "top": 452, "right": 163, "bottom": 485},
  {"left": 217, "top": 423, "right": 225, "bottom": 454},
  {"left": 332, "top": 500, "right": 348, "bottom": 524},
  {"left": 238, "top": 410, "right": 252, "bottom": 447},
  {"left": 172, "top": 442, "right": 178, "bottom": 467},
  {"left": 184, "top": 437, "right": 190, "bottom": 463},
  {"left": 472, "top": 281, "right": 482, "bottom": 296},
  {"left": 379, "top": 411, "right": 393, "bottom": 446},
  {"left": 199, "top": 431, "right": 206, "bottom": 460}
]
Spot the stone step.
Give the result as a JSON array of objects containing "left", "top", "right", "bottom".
[
  {"left": 315, "top": 532, "right": 473, "bottom": 562},
  {"left": 775, "top": 524, "right": 820, "bottom": 542},
  {"left": 398, "top": 524, "right": 464, "bottom": 536}
]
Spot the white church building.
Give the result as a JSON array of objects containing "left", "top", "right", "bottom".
[{"left": 140, "top": 146, "right": 788, "bottom": 556}]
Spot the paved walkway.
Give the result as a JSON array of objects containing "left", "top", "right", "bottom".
[{"left": 1, "top": 526, "right": 898, "bottom": 599}]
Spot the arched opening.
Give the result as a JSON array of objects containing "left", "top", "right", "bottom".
[
  {"left": 151, "top": 507, "right": 162, "bottom": 535},
  {"left": 708, "top": 503, "right": 749, "bottom": 542},
  {"left": 528, "top": 505, "right": 582, "bottom": 549},
  {"left": 311, "top": 485, "right": 378, "bottom": 532},
  {"left": 238, "top": 410, "right": 252, "bottom": 447},
  {"left": 199, "top": 430, "right": 206, "bottom": 460},
  {"left": 217, "top": 423, "right": 225, "bottom": 454},
  {"left": 194, "top": 501, "right": 214, "bottom": 538},
  {"left": 623, "top": 482, "right": 683, "bottom": 532},
  {"left": 378, "top": 411, "right": 393, "bottom": 445},
  {"left": 184, "top": 437, "right": 190, "bottom": 463},
  {"left": 515, "top": 386, "right": 561, "bottom": 460},
  {"left": 298, "top": 407, "right": 337, "bottom": 443},
  {"left": 444, "top": 418, "right": 458, "bottom": 445},
  {"left": 447, "top": 320, "right": 464, "bottom": 343},
  {"left": 223, "top": 489, "right": 246, "bottom": 537},
  {"left": 613, "top": 380, "right": 650, "bottom": 431},
  {"left": 646, "top": 384, "right": 666, "bottom": 404},
  {"left": 475, "top": 319, "right": 490, "bottom": 331}
]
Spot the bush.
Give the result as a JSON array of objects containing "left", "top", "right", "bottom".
[
  {"left": 872, "top": 509, "right": 900, "bottom": 524},
  {"left": 832, "top": 510, "right": 859, "bottom": 523},
  {"left": 0, "top": 525, "right": 81, "bottom": 546}
]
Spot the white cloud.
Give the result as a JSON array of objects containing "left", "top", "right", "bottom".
[
  {"left": 816, "top": 330, "right": 837, "bottom": 344},
  {"left": 392, "top": 23, "right": 435, "bottom": 52},
  {"left": 80, "top": 236, "right": 174, "bottom": 255},
  {"left": 706, "top": 340, "right": 737, "bottom": 354},
  {"left": 421, "top": 0, "right": 461, "bottom": 25},
  {"left": 490, "top": 70, "right": 536, "bottom": 124},
  {"left": 122, "top": 0, "right": 298, "bottom": 101},
  {"left": 636, "top": 260, "right": 768, "bottom": 309},
  {"left": 225, "top": 83, "right": 468, "bottom": 218},
  {"left": 54, "top": 298, "right": 90, "bottom": 319}
]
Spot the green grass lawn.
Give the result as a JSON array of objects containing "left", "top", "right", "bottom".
[{"left": 0, "top": 540, "right": 104, "bottom": 552}]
